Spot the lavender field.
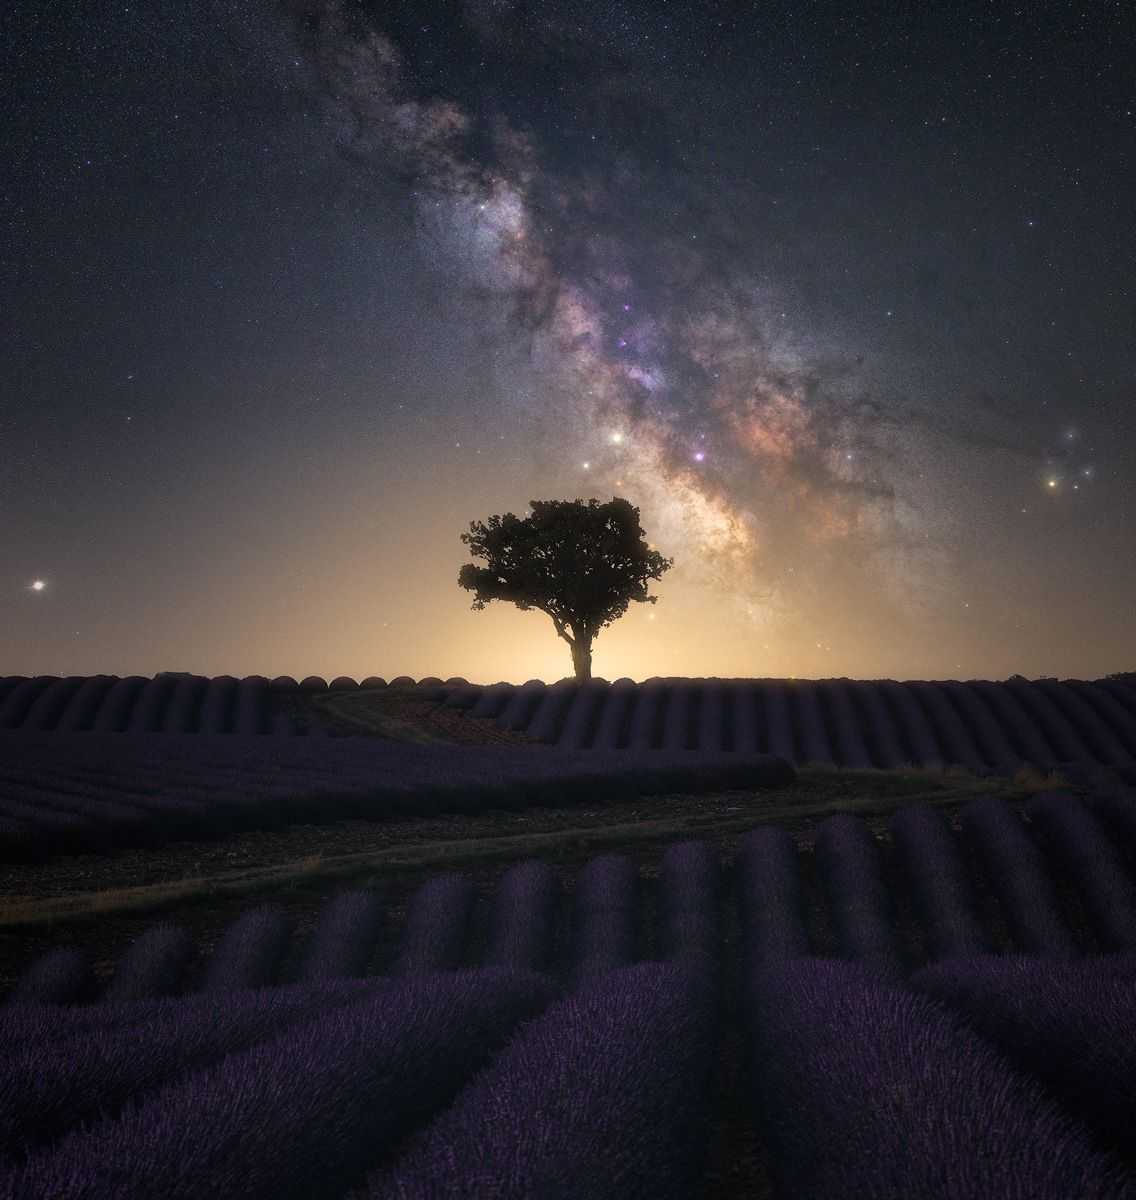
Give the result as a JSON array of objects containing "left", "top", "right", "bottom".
[
  {"left": 0, "top": 731, "right": 792, "bottom": 863},
  {"left": 2, "top": 673, "right": 1133, "bottom": 772},
  {"left": 5, "top": 792, "right": 1136, "bottom": 1197},
  {"left": 3, "top": 678, "right": 1136, "bottom": 1197}
]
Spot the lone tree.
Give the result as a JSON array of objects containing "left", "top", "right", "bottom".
[{"left": 458, "top": 497, "right": 673, "bottom": 682}]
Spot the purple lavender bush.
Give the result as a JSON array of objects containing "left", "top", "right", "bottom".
[
  {"left": 844, "top": 681, "right": 908, "bottom": 768},
  {"left": 0, "top": 979, "right": 380, "bottom": 1163},
  {"left": 1003, "top": 677, "right": 1090, "bottom": 763},
  {"left": 358, "top": 962, "right": 719, "bottom": 1200},
  {"left": 959, "top": 796, "right": 1079, "bottom": 955},
  {"left": 1, "top": 785, "right": 151, "bottom": 850},
  {"left": 814, "top": 813, "right": 904, "bottom": 979},
  {"left": 102, "top": 924, "right": 195, "bottom": 1003},
  {"left": 7, "top": 948, "right": 92, "bottom": 1007},
  {"left": 759, "top": 681, "right": 797, "bottom": 762},
  {"left": 657, "top": 840, "right": 719, "bottom": 965},
  {"left": 1085, "top": 790, "right": 1136, "bottom": 873},
  {"left": 485, "top": 860, "right": 558, "bottom": 972},
  {"left": 202, "top": 905, "right": 292, "bottom": 991},
  {"left": 625, "top": 679, "right": 664, "bottom": 750},
  {"left": 3, "top": 969, "right": 557, "bottom": 1200},
  {"left": 393, "top": 874, "right": 476, "bottom": 974},
  {"left": 876, "top": 680, "right": 943, "bottom": 768},
  {"left": 56, "top": 675, "right": 116, "bottom": 732},
  {"left": 299, "top": 890, "right": 385, "bottom": 981},
  {"left": 908, "top": 681, "right": 986, "bottom": 773},
  {"left": 940, "top": 680, "right": 1021, "bottom": 775},
  {"left": 744, "top": 956, "right": 1136, "bottom": 1199},
  {"left": 971, "top": 679, "right": 1057, "bottom": 769},
  {"left": 659, "top": 680, "right": 697, "bottom": 752},
  {"left": 1034, "top": 679, "right": 1129, "bottom": 765},
  {"left": 735, "top": 826, "right": 810, "bottom": 973},
  {"left": 913, "top": 953, "right": 1136, "bottom": 1165},
  {"left": 888, "top": 803, "right": 991, "bottom": 960},
  {"left": 558, "top": 680, "right": 609, "bottom": 749},
  {"left": 823, "top": 680, "right": 874, "bottom": 768},
  {"left": 787, "top": 681, "right": 831, "bottom": 765},
  {"left": 1025, "top": 791, "right": 1136, "bottom": 951},
  {"left": 570, "top": 854, "right": 638, "bottom": 986}
]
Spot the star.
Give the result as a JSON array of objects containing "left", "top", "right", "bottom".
[{"left": 29, "top": 579, "right": 46, "bottom": 592}]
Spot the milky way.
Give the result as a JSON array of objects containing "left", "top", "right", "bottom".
[{"left": 289, "top": 0, "right": 964, "bottom": 638}]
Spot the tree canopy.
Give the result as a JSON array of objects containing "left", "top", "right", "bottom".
[{"left": 458, "top": 496, "right": 673, "bottom": 680}]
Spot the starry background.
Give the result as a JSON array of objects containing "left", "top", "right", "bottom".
[{"left": 4, "top": 0, "right": 1134, "bottom": 683}]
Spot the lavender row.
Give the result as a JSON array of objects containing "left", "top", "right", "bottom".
[
  {"left": 959, "top": 796, "right": 1080, "bottom": 955},
  {"left": 13, "top": 799, "right": 1136, "bottom": 1009},
  {"left": 1024, "top": 792, "right": 1136, "bottom": 952},
  {"left": 4, "top": 675, "right": 1136, "bottom": 773},
  {"left": 102, "top": 925, "right": 196, "bottom": 1004},
  {"left": 1082, "top": 790, "right": 1136, "bottom": 877},
  {"left": 299, "top": 890, "right": 385, "bottom": 982},
  {"left": 362, "top": 963, "right": 719, "bottom": 1200},
  {"left": 814, "top": 813, "right": 904, "bottom": 979},
  {"left": 6, "top": 948, "right": 94, "bottom": 1006},
  {"left": 0, "top": 732, "right": 793, "bottom": 861},
  {"left": 479, "top": 675, "right": 1136, "bottom": 767},
  {"left": 743, "top": 956, "right": 1136, "bottom": 1199},
  {"left": 1, "top": 977, "right": 374, "bottom": 1048},
  {"left": 888, "top": 803, "right": 991, "bottom": 960},
  {"left": 657, "top": 839, "right": 720, "bottom": 966},
  {"left": 392, "top": 875, "right": 476, "bottom": 975},
  {"left": 734, "top": 826, "right": 811, "bottom": 973},
  {"left": 0, "top": 675, "right": 463, "bottom": 735},
  {"left": 203, "top": 905, "right": 293, "bottom": 991},
  {"left": 3, "top": 968, "right": 557, "bottom": 1200},
  {"left": 569, "top": 853, "right": 639, "bottom": 986},
  {"left": 0, "top": 978, "right": 385, "bottom": 1164},
  {"left": 485, "top": 860, "right": 559, "bottom": 972},
  {"left": 912, "top": 953, "right": 1136, "bottom": 1167}
]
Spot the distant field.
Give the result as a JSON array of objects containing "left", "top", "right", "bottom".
[{"left": 1, "top": 672, "right": 1134, "bottom": 774}]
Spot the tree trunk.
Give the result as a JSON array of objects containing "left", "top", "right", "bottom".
[{"left": 570, "top": 637, "right": 592, "bottom": 682}]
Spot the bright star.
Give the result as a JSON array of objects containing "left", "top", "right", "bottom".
[
  {"left": 582, "top": 461, "right": 590, "bottom": 470},
  {"left": 610, "top": 431, "right": 624, "bottom": 445},
  {"left": 29, "top": 579, "right": 46, "bottom": 592},
  {"left": 693, "top": 451, "right": 705, "bottom": 462}
]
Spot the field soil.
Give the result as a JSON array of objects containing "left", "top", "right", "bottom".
[{"left": 0, "top": 689, "right": 1100, "bottom": 1200}]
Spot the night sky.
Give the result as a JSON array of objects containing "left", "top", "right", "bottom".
[{"left": 5, "top": 0, "right": 1134, "bottom": 684}]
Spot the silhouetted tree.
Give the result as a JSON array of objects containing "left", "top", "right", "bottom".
[{"left": 458, "top": 497, "right": 673, "bottom": 681}]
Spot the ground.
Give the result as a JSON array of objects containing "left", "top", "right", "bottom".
[{"left": 0, "top": 687, "right": 1094, "bottom": 1200}]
